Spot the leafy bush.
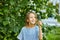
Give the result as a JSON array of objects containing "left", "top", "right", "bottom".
[{"left": 0, "top": 0, "right": 60, "bottom": 40}]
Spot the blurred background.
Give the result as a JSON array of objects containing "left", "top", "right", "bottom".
[{"left": 0, "top": 0, "right": 60, "bottom": 40}]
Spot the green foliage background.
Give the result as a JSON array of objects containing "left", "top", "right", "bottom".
[{"left": 0, "top": 0, "right": 60, "bottom": 40}]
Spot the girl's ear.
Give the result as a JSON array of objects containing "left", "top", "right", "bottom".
[{"left": 27, "top": 19, "right": 29, "bottom": 22}]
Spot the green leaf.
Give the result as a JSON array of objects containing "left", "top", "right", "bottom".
[
  {"left": 3, "top": 8, "right": 9, "bottom": 13},
  {"left": 0, "top": 12, "right": 3, "bottom": 15},
  {"left": 3, "top": 21, "right": 9, "bottom": 26},
  {"left": 10, "top": 0, "right": 15, "bottom": 5},
  {"left": 4, "top": 37, "right": 7, "bottom": 40},
  {"left": 0, "top": 34, "right": 3, "bottom": 39}
]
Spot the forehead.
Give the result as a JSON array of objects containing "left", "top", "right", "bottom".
[{"left": 29, "top": 13, "right": 36, "bottom": 17}]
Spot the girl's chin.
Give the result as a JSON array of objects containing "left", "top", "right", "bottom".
[{"left": 31, "top": 22, "right": 36, "bottom": 25}]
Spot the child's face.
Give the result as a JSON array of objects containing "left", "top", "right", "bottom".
[{"left": 27, "top": 13, "right": 37, "bottom": 25}]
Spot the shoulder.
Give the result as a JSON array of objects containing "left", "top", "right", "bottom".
[
  {"left": 35, "top": 25, "right": 39, "bottom": 28},
  {"left": 35, "top": 25, "right": 39, "bottom": 29},
  {"left": 21, "top": 26, "right": 26, "bottom": 31}
]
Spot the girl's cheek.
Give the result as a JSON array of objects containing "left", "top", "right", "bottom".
[{"left": 29, "top": 18, "right": 32, "bottom": 21}]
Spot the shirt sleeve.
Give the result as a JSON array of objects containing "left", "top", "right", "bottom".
[
  {"left": 35, "top": 26, "right": 39, "bottom": 36},
  {"left": 17, "top": 28, "right": 23, "bottom": 40}
]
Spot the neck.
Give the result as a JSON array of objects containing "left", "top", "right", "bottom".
[{"left": 26, "top": 23, "right": 35, "bottom": 28}]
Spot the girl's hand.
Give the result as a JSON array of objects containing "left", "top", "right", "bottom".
[{"left": 37, "top": 21, "right": 42, "bottom": 28}]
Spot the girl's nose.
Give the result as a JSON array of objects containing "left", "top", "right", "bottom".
[{"left": 33, "top": 17, "right": 35, "bottom": 20}]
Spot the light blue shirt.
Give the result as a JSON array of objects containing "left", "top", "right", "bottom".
[{"left": 17, "top": 25, "right": 39, "bottom": 40}]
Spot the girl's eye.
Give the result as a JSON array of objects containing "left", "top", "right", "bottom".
[
  {"left": 30, "top": 17, "right": 32, "bottom": 18},
  {"left": 34, "top": 17, "right": 37, "bottom": 19},
  {"left": 35, "top": 17, "right": 36, "bottom": 18},
  {"left": 30, "top": 16, "right": 34, "bottom": 18}
]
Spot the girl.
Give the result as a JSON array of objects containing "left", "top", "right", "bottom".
[{"left": 17, "top": 11, "right": 42, "bottom": 40}]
